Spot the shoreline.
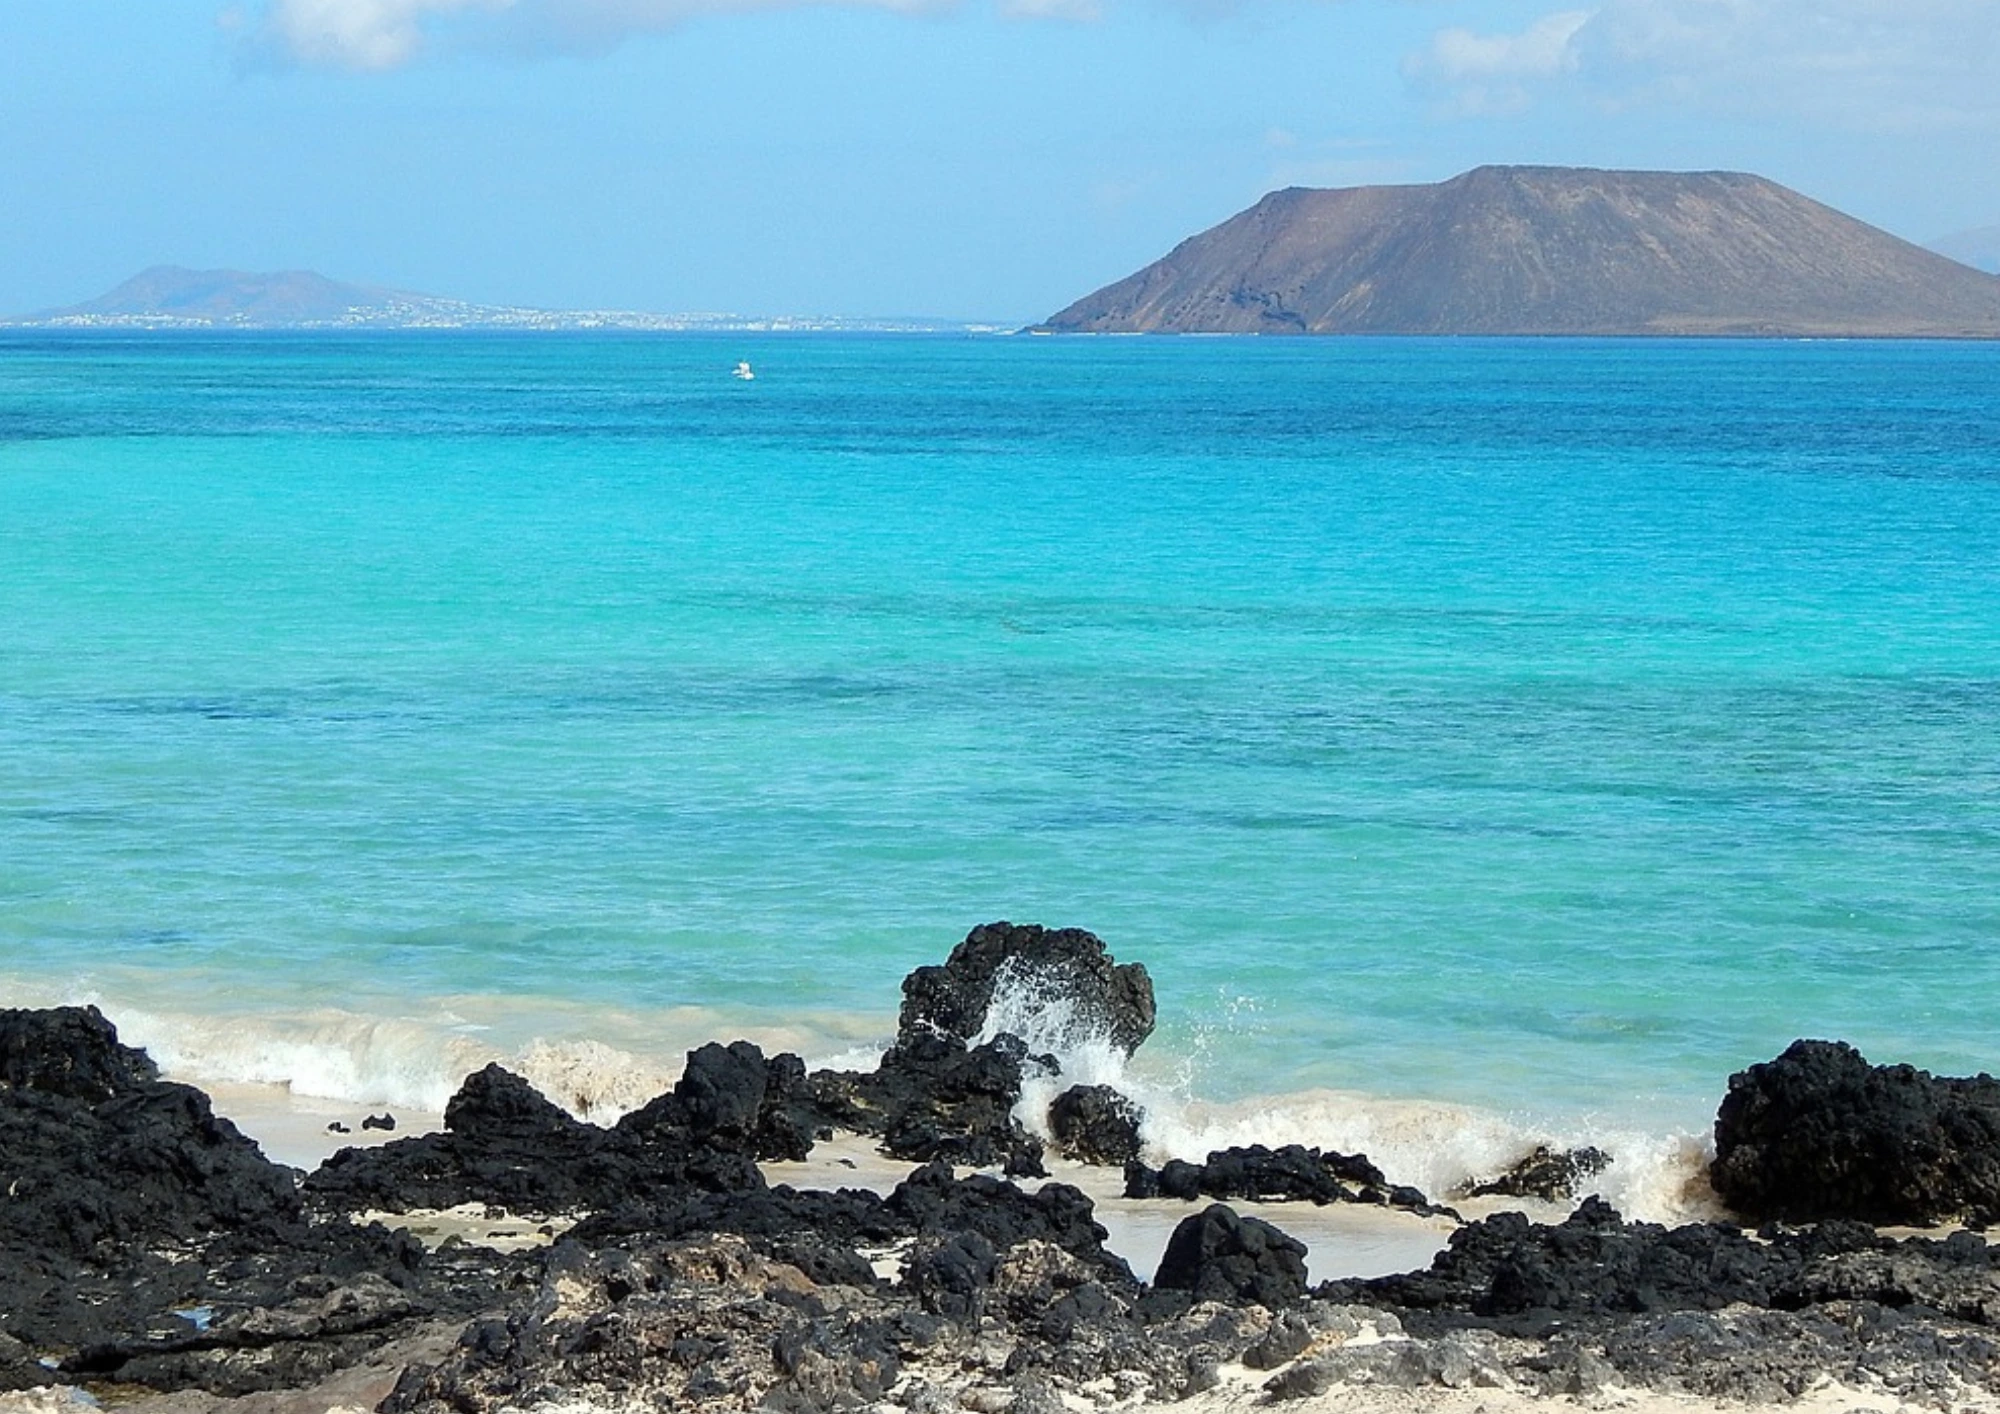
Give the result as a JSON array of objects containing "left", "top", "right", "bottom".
[
  {"left": 205, "top": 1081, "right": 1472, "bottom": 1283},
  {"left": 112, "top": 980, "right": 1719, "bottom": 1230},
  {"left": 198, "top": 1079, "right": 1970, "bottom": 1292},
  {"left": 9, "top": 927, "right": 2000, "bottom": 1414}
]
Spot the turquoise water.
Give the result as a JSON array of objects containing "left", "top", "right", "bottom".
[{"left": 3, "top": 330, "right": 1998, "bottom": 1152}]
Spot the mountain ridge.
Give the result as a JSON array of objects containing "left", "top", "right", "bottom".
[
  {"left": 1928, "top": 225, "right": 2000, "bottom": 275},
  {"left": 8, "top": 265, "right": 992, "bottom": 333},
  {"left": 1044, "top": 166, "right": 2000, "bottom": 337}
]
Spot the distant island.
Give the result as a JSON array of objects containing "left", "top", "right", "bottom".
[
  {"left": 5, "top": 266, "right": 996, "bottom": 334},
  {"left": 1928, "top": 225, "right": 2000, "bottom": 275},
  {"left": 1043, "top": 166, "right": 2000, "bottom": 338}
]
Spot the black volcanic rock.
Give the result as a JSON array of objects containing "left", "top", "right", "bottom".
[
  {"left": 1460, "top": 1145, "right": 1612, "bottom": 1203},
  {"left": 1044, "top": 166, "right": 2000, "bottom": 337},
  {"left": 898, "top": 921, "right": 1156, "bottom": 1056},
  {"left": 569, "top": 1159, "right": 1137, "bottom": 1297},
  {"left": 810, "top": 1031, "right": 1049, "bottom": 1173},
  {"left": 1153, "top": 1205, "right": 1308, "bottom": 1309},
  {"left": 806, "top": 922, "right": 1153, "bottom": 1173},
  {"left": 306, "top": 1054, "right": 791, "bottom": 1217},
  {"left": 1049, "top": 1084, "right": 1145, "bottom": 1166},
  {"left": 1328, "top": 1195, "right": 2000, "bottom": 1369},
  {"left": 1126, "top": 1143, "right": 1447, "bottom": 1217},
  {"left": 1339, "top": 1197, "right": 1783, "bottom": 1325},
  {"left": 618, "top": 1040, "right": 819, "bottom": 1163},
  {"left": 15, "top": 993, "right": 2000, "bottom": 1411},
  {"left": 0, "top": 1004, "right": 160, "bottom": 1101},
  {"left": 1711, "top": 1039, "right": 2000, "bottom": 1226},
  {"left": 379, "top": 1234, "right": 910, "bottom": 1414},
  {"left": 0, "top": 1007, "right": 302, "bottom": 1265},
  {"left": 886, "top": 1161, "right": 1135, "bottom": 1284},
  {"left": 0, "top": 1008, "right": 516, "bottom": 1396}
]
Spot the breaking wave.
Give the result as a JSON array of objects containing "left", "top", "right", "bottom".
[
  {"left": 6, "top": 964, "right": 1716, "bottom": 1223},
  {"left": 978, "top": 961, "right": 1719, "bottom": 1226}
]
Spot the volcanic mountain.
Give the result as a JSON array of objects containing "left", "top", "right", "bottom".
[
  {"left": 28, "top": 265, "right": 452, "bottom": 326},
  {"left": 11, "top": 266, "right": 984, "bottom": 332},
  {"left": 1044, "top": 166, "right": 2000, "bottom": 337}
]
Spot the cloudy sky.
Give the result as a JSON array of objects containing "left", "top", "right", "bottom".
[{"left": 4, "top": 0, "right": 1996, "bottom": 320}]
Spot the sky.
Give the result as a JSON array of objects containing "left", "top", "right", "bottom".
[{"left": 3, "top": 0, "right": 1997, "bottom": 322}]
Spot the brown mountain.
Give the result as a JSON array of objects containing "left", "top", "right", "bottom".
[
  {"left": 33, "top": 266, "right": 435, "bottom": 325},
  {"left": 1044, "top": 166, "right": 2000, "bottom": 337}
]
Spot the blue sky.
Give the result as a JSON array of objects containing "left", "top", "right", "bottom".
[{"left": 4, "top": 0, "right": 1997, "bottom": 321}]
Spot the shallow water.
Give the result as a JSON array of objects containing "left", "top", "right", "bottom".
[{"left": 4, "top": 331, "right": 1997, "bottom": 1215}]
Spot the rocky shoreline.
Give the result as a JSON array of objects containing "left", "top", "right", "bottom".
[{"left": 5, "top": 922, "right": 2000, "bottom": 1412}]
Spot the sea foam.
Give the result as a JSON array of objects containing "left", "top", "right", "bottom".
[
  {"left": 9, "top": 966, "right": 1715, "bottom": 1225},
  {"left": 980, "top": 963, "right": 1720, "bottom": 1226}
]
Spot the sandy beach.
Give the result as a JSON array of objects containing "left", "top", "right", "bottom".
[
  {"left": 160, "top": 1075, "right": 1997, "bottom": 1414},
  {"left": 10, "top": 939, "right": 2000, "bottom": 1414},
  {"left": 205, "top": 1076, "right": 1490, "bottom": 1286}
]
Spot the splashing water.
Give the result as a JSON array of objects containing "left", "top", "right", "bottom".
[{"left": 971, "top": 958, "right": 1716, "bottom": 1224}]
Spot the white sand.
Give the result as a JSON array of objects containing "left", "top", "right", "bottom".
[
  {"left": 212, "top": 1080, "right": 1459, "bottom": 1280},
  {"left": 1180, "top": 1368, "right": 1998, "bottom": 1414},
  {"left": 205, "top": 1080, "right": 444, "bottom": 1173},
  {"left": 28, "top": 1083, "right": 1999, "bottom": 1414}
]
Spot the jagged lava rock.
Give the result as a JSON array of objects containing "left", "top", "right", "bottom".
[
  {"left": 802, "top": 924, "right": 1155, "bottom": 1175},
  {"left": 1152, "top": 1204, "right": 1308, "bottom": 1308},
  {"left": 618, "top": 1039, "right": 819, "bottom": 1163},
  {"left": 1711, "top": 1039, "right": 2000, "bottom": 1226},
  {"left": 1, "top": 1003, "right": 159, "bottom": 1100},
  {"left": 306, "top": 1047, "right": 810, "bottom": 1216},
  {"left": 1340, "top": 1197, "right": 1786, "bottom": 1326},
  {"left": 1127, "top": 1143, "right": 1448, "bottom": 1217},
  {"left": 808, "top": 1029, "right": 1049, "bottom": 1174},
  {"left": 897, "top": 921, "right": 1155, "bottom": 1055},
  {"left": 1460, "top": 1144, "right": 1612, "bottom": 1202},
  {"left": 381, "top": 1234, "right": 908, "bottom": 1414},
  {"left": 0, "top": 1007, "right": 517, "bottom": 1397},
  {"left": 0, "top": 1006, "right": 302, "bottom": 1263},
  {"left": 886, "top": 1160, "right": 1135, "bottom": 1285},
  {"left": 568, "top": 1158, "right": 1137, "bottom": 1294},
  {"left": 1049, "top": 1084, "right": 1145, "bottom": 1165}
]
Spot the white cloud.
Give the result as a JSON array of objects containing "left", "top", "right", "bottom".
[
  {"left": 1420, "top": 10, "right": 1592, "bottom": 81},
  {"left": 240, "top": 0, "right": 944, "bottom": 68},
  {"left": 997, "top": 0, "right": 1101, "bottom": 22},
  {"left": 1410, "top": 0, "right": 2000, "bottom": 130},
  {"left": 1405, "top": 8, "right": 1591, "bottom": 114},
  {"left": 252, "top": 0, "right": 510, "bottom": 69}
]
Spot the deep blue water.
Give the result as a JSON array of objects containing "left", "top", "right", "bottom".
[{"left": 3, "top": 330, "right": 1997, "bottom": 1146}]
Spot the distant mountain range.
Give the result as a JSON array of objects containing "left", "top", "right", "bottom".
[
  {"left": 1927, "top": 226, "right": 2000, "bottom": 275},
  {"left": 1044, "top": 166, "right": 2000, "bottom": 338},
  {"left": 6, "top": 266, "right": 992, "bottom": 333}
]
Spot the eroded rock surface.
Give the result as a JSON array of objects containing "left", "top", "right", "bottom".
[
  {"left": 1458, "top": 1144, "right": 1611, "bottom": 1203},
  {"left": 0, "top": 1008, "right": 526, "bottom": 1398},
  {"left": 1126, "top": 1143, "right": 1450, "bottom": 1217},
  {"left": 804, "top": 922, "right": 1158, "bottom": 1174},
  {"left": 1712, "top": 1038, "right": 2000, "bottom": 1226},
  {"left": 1049, "top": 1084, "right": 1144, "bottom": 1166},
  {"left": 1152, "top": 1204, "right": 1308, "bottom": 1309},
  {"left": 15, "top": 946, "right": 2000, "bottom": 1414},
  {"left": 896, "top": 920, "right": 1155, "bottom": 1056},
  {"left": 306, "top": 1040, "right": 817, "bottom": 1217}
]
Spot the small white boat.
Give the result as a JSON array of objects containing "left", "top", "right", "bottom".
[{"left": 732, "top": 360, "right": 755, "bottom": 381}]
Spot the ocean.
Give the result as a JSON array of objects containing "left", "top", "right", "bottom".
[{"left": 3, "top": 330, "right": 1997, "bottom": 1218}]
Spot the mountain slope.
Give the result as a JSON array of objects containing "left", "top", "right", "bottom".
[
  {"left": 33, "top": 266, "right": 442, "bottom": 326},
  {"left": 1045, "top": 167, "right": 2000, "bottom": 337},
  {"left": 12, "top": 266, "right": 989, "bottom": 332}
]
